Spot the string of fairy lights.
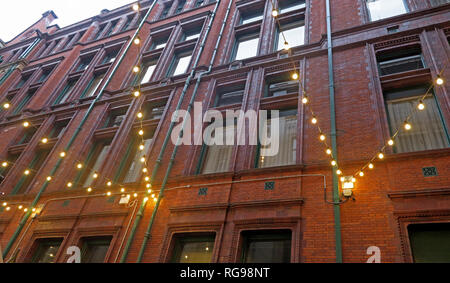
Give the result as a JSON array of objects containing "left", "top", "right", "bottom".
[
  {"left": 0, "top": 0, "right": 448, "bottom": 213},
  {"left": 0, "top": 2, "right": 158, "bottom": 213}
]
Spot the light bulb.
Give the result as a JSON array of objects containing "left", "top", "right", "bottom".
[
  {"left": 2, "top": 162, "right": 8, "bottom": 167},
  {"left": 302, "top": 97, "right": 308, "bottom": 104},
  {"left": 436, "top": 76, "right": 444, "bottom": 86},
  {"left": 134, "top": 37, "right": 141, "bottom": 45},
  {"left": 359, "top": 171, "right": 364, "bottom": 177},
  {"left": 320, "top": 134, "right": 326, "bottom": 141},
  {"left": 336, "top": 169, "right": 342, "bottom": 175},
  {"left": 352, "top": 178, "right": 356, "bottom": 183},
  {"left": 146, "top": 183, "right": 151, "bottom": 188},
  {"left": 283, "top": 41, "right": 290, "bottom": 51},
  {"left": 142, "top": 168, "right": 148, "bottom": 173},
  {"left": 311, "top": 117, "right": 318, "bottom": 125},
  {"left": 137, "top": 112, "right": 143, "bottom": 119},
  {"left": 326, "top": 148, "right": 332, "bottom": 155},
  {"left": 121, "top": 188, "right": 126, "bottom": 193},
  {"left": 417, "top": 101, "right": 425, "bottom": 111},
  {"left": 139, "top": 130, "right": 144, "bottom": 136},
  {"left": 368, "top": 163, "right": 374, "bottom": 169},
  {"left": 87, "top": 187, "right": 93, "bottom": 193},
  {"left": 388, "top": 139, "right": 394, "bottom": 146},
  {"left": 133, "top": 90, "right": 140, "bottom": 97},
  {"left": 134, "top": 193, "right": 138, "bottom": 198},
  {"left": 60, "top": 152, "right": 66, "bottom": 158},
  {"left": 378, "top": 153, "right": 384, "bottom": 160},
  {"left": 147, "top": 189, "right": 152, "bottom": 194},
  {"left": 41, "top": 138, "right": 48, "bottom": 144},
  {"left": 132, "top": 3, "right": 140, "bottom": 11},
  {"left": 145, "top": 176, "right": 150, "bottom": 182},
  {"left": 46, "top": 176, "right": 52, "bottom": 181},
  {"left": 331, "top": 160, "right": 337, "bottom": 166},
  {"left": 144, "top": 197, "right": 149, "bottom": 203},
  {"left": 272, "top": 9, "right": 278, "bottom": 17},
  {"left": 24, "top": 208, "right": 28, "bottom": 212},
  {"left": 133, "top": 66, "right": 140, "bottom": 73},
  {"left": 2, "top": 202, "right": 7, "bottom": 207},
  {"left": 3, "top": 102, "right": 10, "bottom": 109},
  {"left": 6, "top": 207, "right": 10, "bottom": 211},
  {"left": 77, "top": 163, "right": 83, "bottom": 169},
  {"left": 140, "top": 156, "right": 146, "bottom": 163},
  {"left": 404, "top": 122, "right": 412, "bottom": 131},
  {"left": 23, "top": 121, "right": 30, "bottom": 128},
  {"left": 67, "top": 182, "right": 73, "bottom": 188},
  {"left": 24, "top": 170, "right": 30, "bottom": 175},
  {"left": 107, "top": 181, "right": 112, "bottom": 187},
  {"left": 18, "top": 205, "right": 23, "bottom": 210},
  {"left": 93, "top": 172, "right": 99, "bottom": 179},
  {"left": 292, "top": 72, "right": 299, "bottom": 80},
  {"left": 107, "top": 192, "right": 112, "bottom": 196},
  {"left": 139, "top": 144, "right": 145, "bottom": 150}
]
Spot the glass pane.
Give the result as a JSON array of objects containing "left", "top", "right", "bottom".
[
  {"left": 82, "top": 237, "right": 112, "bottom": 263},
  {"left": 172, "top": 235, "right": 215, "bottom": 263},
  {"left": 202, "top": 125, "right": 235, "bottom": 174},
  {"left": 185, "top": 32, "right": 200, "bottom": 41},
  {"left": 259, "top": 114, "right": 297, "bottom": 168},
  {"left": 83, "top": 144, "right": 111, "bottom": 187},
  {"left": 386, "top": 94, "right": 448, "bottom": 153},
  {"left": 367, "top": 0, "right": 407, "bottom": 21},
  {"left": 32, "top": 239, "right": 62, "bottom": 263},
  {"left": 280, "top": 0, "right": 306, "bottom": 13},
  {"left": 235, "top": 37, "right": 259, "bottom": 60},
  {"left": 141, "top": 64, "right": 156, "bottom": 84},
  {"left": 278, "top": 25, "right": 305, "bottom": 50},
  {"left": 173, "top": 55, "right": 192, "bottom": 76},
  {"left": 85, "top": 74, "right": 105, "bottom": 97},
  {"left": 241, "top": 14, "right": 263, "bottom": 25},
  {"left": 243, "top": 231, "right": 291, "bottom": 263},
  {"left": 123, "top": 138, "right": 152, "bottom": 183}
]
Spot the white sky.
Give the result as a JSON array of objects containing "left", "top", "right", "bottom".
[{"left": 0, "top": 0, "right": 136, "bottom": 42}]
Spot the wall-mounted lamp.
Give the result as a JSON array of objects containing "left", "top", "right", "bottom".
[{"left": 341, "top": 176, "right": 355, "bottom": 198}]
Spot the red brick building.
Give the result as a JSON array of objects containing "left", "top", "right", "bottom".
[{"left": 0, "top": 0, "right": 449, "bottom": 263}]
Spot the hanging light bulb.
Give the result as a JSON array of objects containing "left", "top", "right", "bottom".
[
  {"left": 319, "top": 134, "right": 326, "bottom": 141},
  {"left": 137, "top": 112, "right": 144, "bottom": 119},
  {"left": 132, "top": 3, "right": 140, "bottom": 11},
  {"left": 368, "top": 163, "right": 374, "bottom": 169},
  {"left": 134, "top": 193, "right": 138, "bottom": 198},
  {"left": 24, "top": 208, "right": 28, "bottom": 212},
  {"left": 133, "top": 66, "right": 140, "bottom": 73},
  {"left": 121, "top": 188, "right": 126, "bottom": 193},
  {"left": 24, "top": 169, "right": 30, "bottom": 176},
  {"left": 2, "top": 162, "right": 8, "bottom": 167},
  {"left": 272, "top": 9, "right": 279, "bottom": 17},
  {"left": 388, "top": 139, "right": 394, "bottom": 146},
  {"left": 139, "top": 129, "right": 144, "bottom": 136},
  {"left": 2, "top": 202, "right": 7, "bottom": 207},
  {"left": 144, "top": 197, "right": 149, "bottom": 203},
  {"left": 133, "top": 90, "right": 141, "bottom": 97},
  {"left": 23, "top": 121, "right": 30, "bottom": 128},
  {"left": 142, "top": 168, "right": 148, "bottom": 173},
  {"left": 107, "top": 192, "right": 112, "bottom": 196},
  {"left": 311, "top": 116, "right": 318, "bottom": 125},
  {"left": 107, "top": 181, "right": 112, "bottom": 187},
  {"left": 140, "top": 156, "right": 146, "bottom": 163},
  {"left": 147, "top": 189, "right": 152, "bottom": 194},
  {"left": 18, "top": 205, "right": 23, "bottom": 210},
  {"left": 283, "top": 41, "right": 290, "bottom": 51},
  {"left": 436, "top": 76, "right": 444, "bottom": 86},
  {"left": 326, "top": 148, "right": 332, "bottom": 155},
  {"left": 378, "top": 153, "right": 384, "bottom": 160},
  {"left": 139, "top": 144, "right": 145, "bottom": 151},
  {"left": 3, "top": 102, "right": 11, "bottom": 109},
  {"left": 359, "top": 171, "right": 364, "bottom": 177},
  {"left": 146, "top": 183, "right": 151, "bottom": 189},
  {"left": 41, "top": 138, "right": 49, "bottom": 144},
  {"left": 87, "top": 187, "right": 93, "bottom": 193},
  {"left": 134, "top": 36, "right": 141, "bottom": 45},
  {"left": 291, "top": 72, "right": 299, "bottom": 80},
  {"left": 77, "top": 163, "right": 83, "bottom": 169},
  {"left": 331, "top": 160, "right": 337, "bottom": 167},
  {"left": 302, "top": 96, "right": 309, "bottom": 104},
  {"left": 144, "top": 176, "right": 150, "bottom": 182},
  {"left": 6, "top": 207, "right": 11, "bottom": 211},
  {"left": 336, "top": 169, "right": 342, "bottom": 175},
  {"left": 93, "top": 172, "right": 99, "bottom": 179},
  {"left": 46, "top": 176, "right": 52, "bottom": 182},
  {"left": 67, "top": 182, "right": 73, "bottom": 188},
  {"left": 404, "top": 122, "right": 412, "bottom": 131},
  {"left": 417, "top": 101, "right": 425, "bottom": 111},
  {"left": 60, "top": 152, "right": 66, "bottom": 158}
]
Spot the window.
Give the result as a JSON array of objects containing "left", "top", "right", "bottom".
[
  {"left": 241, "top": 230, "right": 291, "bottom": 263},
  {"left": 14, "top": 74, "right": 31, "bottom": 89},
  {"left": 265, "top": 73, "right": 299, "bottom": 97},
  {"left": 170, "top": 233, "right": 215, "bottom": 263},
  {"left": 61, "top": 34, "right": 75, "bottom": 50},
  {"left": 53, "top": 79, "right": 77, "bottom": 105},
  {"left": 233, "top": 34, "right": 259, "bottom": 61},
  {"left": 279, "top": 0, "right": 306, "bottom": 14},
  {"left": 12, "top": 89, "right": 36, "bottom": 115},
  {"left": 195, "top": 0, "right": 205, "bottom": 7},
  {"left": 105, "top": 20, "right": 119, "bottom": 37},
  {"left": 121, "top": 137, "right": 153, "bottom": 183},
  {"left": 104, "top": 108, "right": 128, "bottom": 128},
  {"left": 82, "top": 73, "right": 105, "bottom": 98},
  {"left": 240, "top": 11, "right": 263, "bottom": 25},
  {"left": 276, "top": 22, "right": 305, "bottom": 51},
  {"left": 151, "top": 38, "right": 168, "bottom": 50},
  {"left": 200, "top": 122, "right": 235, "bottom": 174},
  {"left": 377, "top": 48, "right": 425, "bottom": 76},
  {"left": 30, "top": 238, "right": 63, "bottom": 263},
  {"left": 408, "top": 223, "right": 450, "bottom": 263},
  {"left": 49, "top": 120, "right": 69, "bottom": 139},
  {"left": 13, "top": 149, "right": 50, "bottom": 195},
  {"left": 0, "top": 154, "right": 19, "bottom": 185},
  {"left": 215, "top": 84, "right": 245, "bottom": 107},
  {"left": 160, "top": 4, "right": 171, "bottom": 19},
  {"left": 257, "top": 109, "right": 297, "bottom": 168},
  {"left": 76, "top": 56, "right": 93, "bottom": 72},
  {"left": 183, "top": 30, "right": 201, "bottom": 42},
  {"left": 81, "top": 141, "right": 111, "bottom": 188},
  {"left": 48, "top": 39, "right": 61, "bottom": 55},
  {"left": 94, "top": 24, "right": 107, "bottom": 40},
  {"left": 175, "top": 0, "right": 186, "bottom": 14},
  {"left": 122, "top": 15, "right": 135, "bottom": 31},
  {"left": 36, "top": 67, "right": 54, "bottom": 83},
  {"left": 384, "top": 85, "right": 448, "bottom": 153},
  {"left": 169, "top": 53, "right": 192, "bottom": 76},
  {"left": 145, "top": 101, "right": 166, "bottom": 120},
  {"left": 430, "top": 0, "right": 450, "bottom": 7},
  {"left": 140, "top": 61, "right": 158, "bottom": 84},
  {"left": 17, "top": 127, "right": 37, "bottom": 145},
  {"left": 81, "top": 236, "right": 112, "bottom": 263},
  {"left": 102, "top": 49, "right": 119, "bottom": 64},
  {"left": 366, "top": 0, "right": 407, "bottom": 21}
]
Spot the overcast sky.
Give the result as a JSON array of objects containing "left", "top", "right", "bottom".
[{"left": 0, "top": 0, "right": 136, "bottom": 42}]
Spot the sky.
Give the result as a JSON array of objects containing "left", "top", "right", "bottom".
[{"left": 0, "top": 0, "right": 136, "bottom": 42}]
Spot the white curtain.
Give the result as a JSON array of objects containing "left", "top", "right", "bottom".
[
  {"left": 123, "top": 138, "right": 153, "bottom": 183},
  {"left": 202, "top": 125, "right": 235, "bottom": 174},
  {"left": 259, "top": 115, "right": 297, "bottom": 168},
  {"left": 387, "top": 95, "right": 448, "bottom": 153}
]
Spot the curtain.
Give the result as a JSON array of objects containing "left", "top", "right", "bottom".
[
  {"left": 202, "top": 125, "right": 235, "bottom": 174},
  {"left": 123, "top": 138, "right": 153, "bottom": 183},
  {"left": 259, "top": 115, "right": 297, "bottom": 168},
  {"left": 386, "top": 95, "right": 448, "bottom": 153}
]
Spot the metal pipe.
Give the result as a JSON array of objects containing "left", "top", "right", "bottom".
[
  {"left": 2, "top": 1, "right": 158, "bottom": 259},
  {"left": 325, "top": 0, "right": 343, "bottom": 263}
]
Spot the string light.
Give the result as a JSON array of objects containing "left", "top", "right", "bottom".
[
  {"left": 3, "top": 102, "right": 10, "bottom": 109},
  {"left": 311, "top": 116, "right": 318, "bottom": 125},
  {"left": 272, "top": 9, "right": 279, "bottom": 17},
  {"left": 404, "top": 122, "right": 412, "bottom": 131},
  {"left": 2, "top": 202, "right": 6, "bottom": 207},
  {"left": 107, "top": 192, "right": 112, "bottom": 196},
  {"left": 139, "top": 144, "right": 145, "bottom": 150},
  {"left": 23, "top": 121, "right": 30, "bottom": 128},
  {"left": 142, "top": 168, "right": 148, "bottom": 173},
  {"left": 302, "top": 96, "right": 309, "bottom": 104},
  {"left": 134, "top": 36, "right": 141, "bottom": 45},
  {"left": 77, "top": 163, "right": 83, "bottom": 169},
  {"left": 24, "top": 208, "right": 28, "bottom": 212},
  {"left": 436, "top": 76, "right": 444, "bottom": 85},
  {"left": 319, "top": 134, "right": 326, "bottom": 141},
  {"left": 46, "top": 176, "right": 52, "bottom": 182},
  {"left": 146, "top": 183, "right": 151, "bottom": 189},
  {"left": 67, "top": 182, "right": 73, "bottom": 188},
  {"left": 93, "top": 172, "right": 99, "bottom": 179},
  {"left": 326, "top": 148, "right": 332, "bottom": 155},
  {"left": 291, "top": 72, "right": 299, "bottom": 80},
  {"left": 87, "top": 187, "right": 93, "bottom": 193},
  {"left": 368, "top": 163, "right": 374, "bottom": 169},
  {"left": 60, "top": 152, "right": 66, "bottom": 158},
  {"left": 133, "top": 193, "right": 138, "bottom": 198},
  {"left": 147, "top": 189, "right": 152, "bottom": 194},
  {"left": 331, "top": 160, "right": 337, "bottom": 167},
  {"left": 41, "top": 138, "right": 49, "bottom": 144},
  {"left": 121, "top": 188, "right": 126, "bottom": 193},
  {"left": 137, "top": 112, "right": 144, "bottom": 119},
  {"left": 359, "top": 171, "right": 364, "bottom": 177},
  {"left": 2, "top": 162, "right": 8, "bottom": 167},
  {"left": 24, "top": 170, "right": 30, "bottom": 176},
  {"left": 388, "top": 139, "right": 394, "bottom": 146},
  {"left": 144, "top": 197, "right": 149, "bottom": 203},
  {"left": 283, "top": 41, "right": 290, "bottom": 51},
  {"left": 18, "top": 205, "right": 23, "bottom": 210},
  {"left": 132, "top": 3, "right": 140, "bottom": 11},
  {"left": 107, "top": 181, "right": 112, "bottom": 187},
  {"left": 378, "top": 153, "right": 384, "bottom": 160},
  {"left": 6, "top": 207, "right": 11, "bottom": 211},
  {"left": 139, "top": 130, "right": 144, "bottom": 136},
  {"left": 336, "top": 169, "right": 342, "bottom": 175},
  {"left": 133, "top": 66, "right": 140, "bottom": 73},
  {"left": 144, "top": 176, "right": 150, "bottom": 182},
  {"left": 140, "top": 156, "right": 146, "bottom": 163},
  {"left": 133, "top": 90, "right": 141, "bottom": 97}
]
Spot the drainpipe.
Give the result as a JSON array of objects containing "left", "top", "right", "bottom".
[
  {"left": 0, "top": 38, "right": 41, "bottom": 86},
  {"left": 2, "top": 1, "right": 158, "bottom": 259},
  {"left": 131, "top": 0, "right": 231, "bottom": 263},
  {"left": 325, "top": 0, "right": 343, "bottom": 263}
]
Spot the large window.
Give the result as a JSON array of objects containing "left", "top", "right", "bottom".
[
  {"left": 30, "top": 238, "right": 63, "bottom": 263},
  {"left": 12, "top": 89, "right": 36, "bottom": 115},
  {"left": 257, "top": 109, "right": 297, "bottom": 168},
  {"left": 169, "top": 52, "right": 192, "bottom": 77},
  {"left": 366, "top": 0, "right": 407, "bottom": 21},
  {"left": 13, "top": 149, "right": 50, "bottom": 195},
  {"left": 81, "top": 236, "right": 112, "bottom": 263},
  {"left": 200, "top": 122, "right": 235, "bottom": 174},
  {"left": 377, "top": 47, "right": 424, "bottom": 76},
  {"left": 408, "top": 223, "right": 450, "bottom": 263},
  {"left": 241, "top": 230, "right": 291, "bottom": 263},
  {"left": 170, "top": 233, "right": 215, "bottom": 263},
  {"left": 215, "top": 84, "right": 245, "bottom": 107},
  {"left": 104, "top": 108, "right": 128, "bottom": 128},
  {"left": 276, "top": 22, "right": 305, "bottom": 51},
  {"left": 384, "top": 85, "right": 448, "bottom": 153},
  {"left": 121, "top": 136, "right": 153, "bottom": 184},
  {"left": 53, "top": 79, "right": 77, "bottom": 105},
  {"left": 76, "top": 56, "right": 93, "bottom": 72},
  {"left": 82, "top": 73, "right": 105, "bottom": 98},
  {"left": 265, "top": 74, "right": 299, "bottom": 97},
  {"left": 81, "top": 141, "right": 111, "bottom": 188},
  {"left": 233, "top": 34, "right": 259, "bottom": 61}
]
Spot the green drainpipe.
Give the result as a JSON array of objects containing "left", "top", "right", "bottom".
[
  {"left": 133, "top": 0, "right": 233, "bottom": 263},
  {"left": 325, "top": 0, "right": 343, "bottom": 263},
  {"left": 2, "top": 1, "right": 158, "bottom": 259}
]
